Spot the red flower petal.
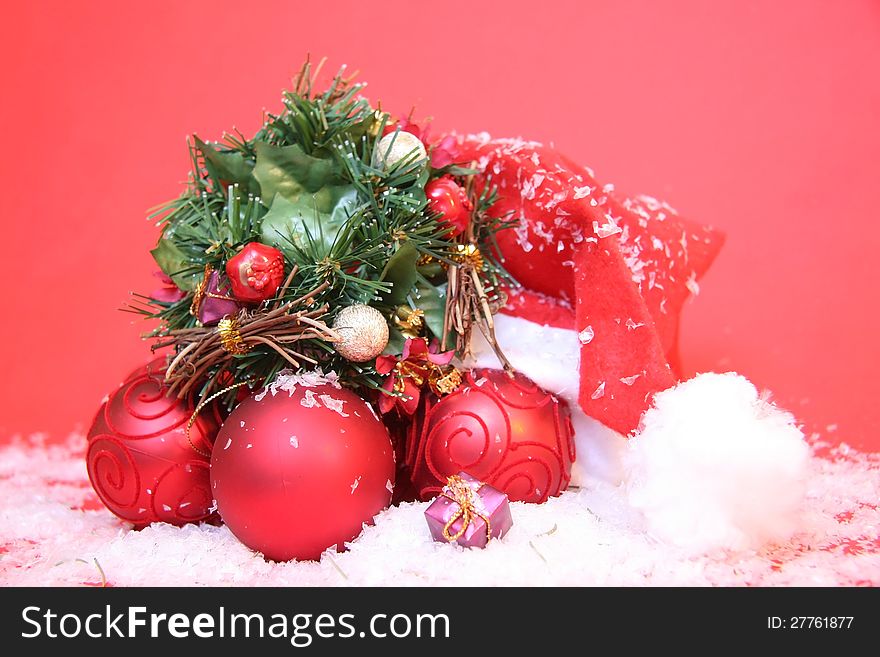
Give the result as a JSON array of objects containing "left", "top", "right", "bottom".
[
  {"left": 400, "top": 380, "right": 421, "bottom": 415},
  {"left": 375, "top": 354, "right": 398, "bottom": 375},
  {"left": 378, "top": 392, "right": 395, "bottom": 415},
  {"left": 430, "top": 135, "right": 460, "bottom": 168},
  {"left": 425, "top": 350, "right": 455, "bottom": 366},
  {"left": 151, "top": 287, "right": 186, "bottom": 303},
  {"left": 403, "top": 338, "right": 429, "bottom": 360}
]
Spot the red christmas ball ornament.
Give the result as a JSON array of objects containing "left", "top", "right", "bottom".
[
  {"left": 406, "top": 368, "right": 575, "bottom": 503},
  {"left": 425, "top": 176, "right": 472, "bottom": 235},
  {"left": 211, "top": 377, "right": 395, "bottom": 561},
  {"left": 225, "top": 242, "right": 285, "bottom": 303},
  {"left": 86, "top": 358, "right": 223, "bottom": 526}
]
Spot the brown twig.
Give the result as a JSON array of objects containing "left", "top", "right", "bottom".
[
  {"left": 443, "top": 259, "right": 512, "bottom": 372},
  {"left": 157, "top": 284, "right": 339, "bottom": 398},
  {"left": 441, "top": 170, "right": 512, "bottom": 371}
]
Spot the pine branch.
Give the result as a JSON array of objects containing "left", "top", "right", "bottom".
[{"left": 133, "top": 59, "right": 514, "bottom": 406}]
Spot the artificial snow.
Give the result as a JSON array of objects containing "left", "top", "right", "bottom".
[
  {"left": 2, "top": 316, "right": 875, "bottom": 584},
  {"left": 300, "top": 389, "right": 320, "bottom": 408},
  {"left": 318, "top": 394, "right": 350, "bottom": 417},
  {"left": 578, "top": 326, "right": 594, "bottom": 344},
  {"left": 0, "top": 433, "right": 877, "bottom": 586},
  {"left": 254, "top": 369, "right": 341, "bottom": 401},
  {"left": 593, "top": 217, "right": 623, "bottom": 239}
]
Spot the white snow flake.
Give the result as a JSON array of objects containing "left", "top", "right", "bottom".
[
  {"left": 319, "top": 394, "right": 350, "bottom": 417},
  {"left": 300, "top": 389, "right": 320, "bottom": 408},
  {"left": 573, "top": 185, "right": 593, "bottom": 199},
  {"left": 578, "top": 326, "right": 595, "bottom": 344}
]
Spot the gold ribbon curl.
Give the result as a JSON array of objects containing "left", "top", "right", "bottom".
[
  {"left": 184, "top": 382, "right": 249, "bottom": 457},
  {"left": 392, "top": 358, "right": 461, "bottom": 398},
  {"left": 217, "top": 316, "right": 251, "bottom": 355},
  {"left": 441, "top": 475, "right": 492, "bottom": 543},
  {"left": 189, "top": 265, "right": 212, "bottom": 317}
]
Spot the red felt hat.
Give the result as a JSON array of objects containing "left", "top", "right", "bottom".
[{"left": 457, "top": 136, "right": 724, "bottom": 435}]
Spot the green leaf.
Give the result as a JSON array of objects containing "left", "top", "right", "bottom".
[
  {"left": 252, "top": 142, "right": 344, "bottom": 202},
  {"left": 417, "top": 260, "right": 444, "bottom": 280},
  {"left": 412, "top": 277, "right": 447, "bottom": 340},
  {"left": 150, "top": 238, "right": 200, "bottom": 291},
  {"left": 379, "top": 242, "right": 419, "bottom": 306},
  {"left": 259, "top": 190, "right": 359, "bottom": 255},
  {"left": 194, "top": 137, "right": 256, "bottom": 195},
  {"left": 383, "top": 325, "right": 406, "bottom": 355},
  {"left": 410, "top": 165, "right": 430, "bottom": 206},
  {"left": 435, "top": 164, "right": 478, "bottom": 177}
]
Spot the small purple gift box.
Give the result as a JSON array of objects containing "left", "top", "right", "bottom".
[
  {"left": 196, "top": 270, "right": 240, "bottom": 326},
  {"left": 424, "top": 472, "right": 513, "bottom": 548}
]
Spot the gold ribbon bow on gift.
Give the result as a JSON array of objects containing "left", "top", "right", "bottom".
[{"left": 441, "top": 475, "right": 492, "bottom": 543}]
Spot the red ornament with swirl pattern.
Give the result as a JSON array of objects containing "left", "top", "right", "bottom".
[
  {"left": 405, "top": 368, "right": 575, "bottom": 503},
  {"left": 86, "top": 357, "right": 224, "bottom": 526}
]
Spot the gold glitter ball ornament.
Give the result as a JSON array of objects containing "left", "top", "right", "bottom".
[
  {"left": 332, "top": 304, "right": 390, "bottom": 362},
  {"left": 372, "top": 131, "right": 427, "bottom": 170}
]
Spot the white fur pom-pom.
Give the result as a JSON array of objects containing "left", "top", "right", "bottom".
[{"left": 625, "top": 372, "right": 810, "bottom": 554}]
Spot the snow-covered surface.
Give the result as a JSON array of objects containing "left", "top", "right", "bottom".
[
  {"left": 0, "top": 432, "right": 878, "bottom": 586},
  {"left": 3, "top": 314, "right": 877, "bottom": 586}
]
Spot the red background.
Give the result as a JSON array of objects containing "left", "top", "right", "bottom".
[{"left": 1, "top": 0, "right": 878, "bottom": 449}]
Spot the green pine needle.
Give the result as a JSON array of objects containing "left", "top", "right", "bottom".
[{"left": 134, "top": 60, "right": 516, "bottom": 404}]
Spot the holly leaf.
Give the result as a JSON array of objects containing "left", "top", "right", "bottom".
[
  {"left": 252, "top": 142, "right": 344, "bottom": 201},
  {"left": 150, "top": 239, "right": 201, "bottom": 291},
  {"left": 259, "top": 190, "right": 359, "bottom": 255},
  {"left": 379, "top": 242, "right": 420, "bottom": 306},
  {"left": 194, "top": 137, "right": 257, "bottom": 195}
]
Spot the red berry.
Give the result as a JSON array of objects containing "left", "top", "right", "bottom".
[
  {"left": 425, "top": 176, "right": 472, "bottom": 236},
  {"left": 225, "top": 243, "right": 285, "bottom": 303}
]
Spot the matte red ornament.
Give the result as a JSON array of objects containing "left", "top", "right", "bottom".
[
  {"left": 425, "top": 176, "right": 471, "bottom": 235},
  {"left": 86, "top": 358, "right": 223, "bottom": 526},
  {"left": 406, "top": 368, "right": 575, "bottom": 503},
  {"left": 225, "top": 242, "right": 285, "bottom": 303},
  {"left": 211, "top": 381, "right": 395, "bottom": 562}
]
